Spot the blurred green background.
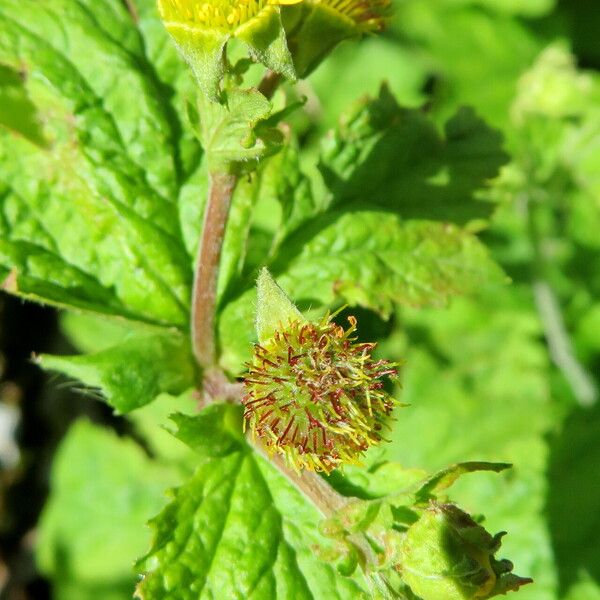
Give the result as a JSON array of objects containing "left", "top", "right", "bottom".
[{"left": 1, "top": 0, "right": 599, "bottom": 598}]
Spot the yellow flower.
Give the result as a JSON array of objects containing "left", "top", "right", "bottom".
[
  {"left": 312, "top": 0, "right": 391, "bottom": 33},
  {"left": 157, "top": 0, "right": 391, "bottom": 98},
  {"left": 157, "top": 0, "right": 301, "bottom": 99},
  {"left": 158, "top": 0, "right": 302, "bottom": 33},
  {"left": 282, "top": 0, "right": 392, "bottom": 76}
]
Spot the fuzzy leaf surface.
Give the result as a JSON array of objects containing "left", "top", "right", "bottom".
[
  {"left": 136, "top": 410, "right": 371, "bottom": 600},
  {"left": 275, "top": 212, "right": 507, "bottom": 318},
  {"left": 39, "top": 332, "right": 196, "bottom": 413},
  {"left": 0, "top": 0, "right": 195, "bottom": 326}
]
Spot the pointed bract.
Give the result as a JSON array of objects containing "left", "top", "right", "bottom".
[{"left": 255, "top": 268, "right": 305, "bottom": 343}]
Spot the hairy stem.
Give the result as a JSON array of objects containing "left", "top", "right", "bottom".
[
  {"left": 191, "top": 171, "right": 237, "bottom": 368},
  {"left": 192, "top": 71, "right": 284, "bottom": 370},
  {"left": 526, "top": 194, "right": 598, "bottom": 406},
  {"left": 251, "top": 440, "right": 402, "bottom": 597},
  {"left": 256, "top": 445, "right": 347, "bottom": 515}
]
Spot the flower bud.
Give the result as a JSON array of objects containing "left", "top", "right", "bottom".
[{"left": 399, "top": 503, "right": 532, "bottom": 600}]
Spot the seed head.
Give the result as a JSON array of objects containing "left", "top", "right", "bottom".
[{"left": 243, "top": 314, "right": 399, "bottom": 473}]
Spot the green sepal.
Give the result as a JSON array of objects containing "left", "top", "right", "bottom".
[
  {"left": 255, "top": 267, "right": 305, "bottom": 343},
  {"left": 162, "top": 23, "right": 229, "bottom": 101},
  {"left": 236, "top": 6, "right": 297, "bottom": 82},
  {"left": 286, "top": 4, "right": 359, "bottom": 78}
]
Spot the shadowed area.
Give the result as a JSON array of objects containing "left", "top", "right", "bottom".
[{"left": 546, "top": 401, "right": 600, "bottom": 595}]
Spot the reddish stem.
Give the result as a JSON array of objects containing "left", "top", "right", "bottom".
[
  {"left": 257, "top": 70, "right": 282, "bottom": 100},
  {"left": 191, "top": 171, "right": 238, "bottom": 368}
]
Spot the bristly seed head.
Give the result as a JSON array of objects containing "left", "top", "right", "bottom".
[{"left": 243, "top": 314, "right": 400, "bottom": 473}]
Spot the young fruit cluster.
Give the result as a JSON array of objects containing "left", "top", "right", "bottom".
[{"left": 243, "top": 314, "right": 399, "bottom": 473}]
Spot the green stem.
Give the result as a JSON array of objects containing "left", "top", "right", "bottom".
[
  {"left": 526, "top": 194, "right": 598, "bottom": 407},
  {"left": 251, "top": 440, "right": 404, "bottom": 597},
  {"left": 258, "top": 446, "right": 347, "bottom": 515},
  {"left": 191, "top": 171, "right": 238, "bottom": 369}
]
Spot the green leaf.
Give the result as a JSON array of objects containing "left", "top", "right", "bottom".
[
  {"left": 319, "top": 86, "right": 508, "bottom": 225},
  {"left": 134, "top": 0, "right": 203, "bottom": 180},
  {"left": 136, "top": 429, "right": 371, "bottom": 599},
  {"left": 0, "top": 64, "right": 47, "bottom": 145},
  {"left": 275, "top": 212, "right": 507, "bottom": 317},
  {"left": 130, "top": 391, "right": 200, "bottom": 464},
  {"left": 60, "top": 313, "right": 134, "bottom": 354},
  {"left": 255, "top": 267, "right": 305, "bottom": 343},
  {"left": 0, "top": 0, "right": 193, "bottom": 326},
  {"left": 38, "top": 332, "right": 196, "bottom": 413},
  {"left": 169, "top": 405, "right": 245, "bottom": 458},
  {"left": 37, "top": 420, "right": 181, "bottom": 591},
  {"left": 547, "top": 403, "right": 600, "bottom": 596},
  {"left": 198, "top": 87, "right": 283, "bottom": 170},
  {"left": 258, "top": 137, "right": 318, "bottom": 246},
  {"left": 327, "top": 462, "right": 428, "bottom": 499}
]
